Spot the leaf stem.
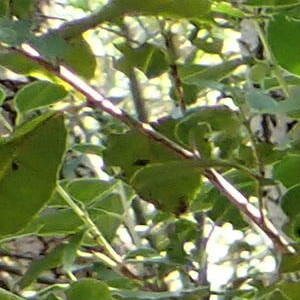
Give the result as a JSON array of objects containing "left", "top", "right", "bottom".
[{"left": 56, "top": 184, "right": 123, "bottom": 264}]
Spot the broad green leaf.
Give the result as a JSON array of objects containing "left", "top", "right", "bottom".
[
  {"left": 50, "top": 178, "right": 115, "bottom": 206},
  {"left": 62, "top": 37, "right": 96, "bottom": 80},
  {"left": 0, "top": 288, "right": 24, "bottom": 300},
  {"left": 268, "top": 14, "right": 300, "bottom": 77},
  {"left": 0, "top": 86, "right": 6, "bottom": 105},
  {"left": 73, "top": 143, "right": 104, "bottom": 156},
  {"left": 0, "top": 18, "right": 32, "bottom": 46},
  {"left": 111, "top": 0, "right": 211, "bottom": 19},
  {"left": 115, "top": 43, "right": 168, "bottom": 78},
  {"left": 281, "top": 184, "right": 300, "bottom": 219},
  {"left": 130, "top": 161, "right": 202, "bottom": 214},
  {"left": 93, "top": 263, "right": 139, "bottom": 289},
  {"left": 277, "top": 281, "right": 300, "bottom": 299},
  {"left": 246, "top": 0, "right": 300, "bottom": 6},
  {"left": 179, "top": 58, "right": 245, "bottom": 86},
  {"left": 175, "top": 106, "right": 241, "bottom": 145},
  {"left": 0, "top": 113, "right": 66, "bottom": 236},
  {"left": 0, "top": 0, "right": 9, "bottom": 16},
  {"left": 211, "top": 2, "right": 244, "bottom": 18},
  {"left": 10, "top": 0, "right": 34, "bottom": 18},
  {"left": 18, "top": 243, "right": 66, "bottom": 289},
  {"left": 245, "top": 89, "right": 280, "bottom": 113},
  {"left": 249, "top": 63, "right": 270, "bottom": 83},
  {"left": 0, "top": 50, "right": 58, "bottom": 81},
  {"left": 280, "top": 244, "right": 300, "bottom": 273},
  {"left": 32, "top": 35, "right": 96, "bottom": 79},
  {"left": 25, "top": 194, "right": 124, "bottom": 241},
  {"left": 23, "top": 208, "right": 83, "bottom": 235},
  {"left": 265, "top": 75, "right": 300, "bottom": 90},
  {"left": 274, "top": 155, "right": 300, "bottom": 188},
  {"left": 170, "top": 83, "right": 199, "bottom": 105},
  {"left": 15, "top": 81, "right": 68, "bottom": 114},
  {"left": 62, "top": 230, "right": 85, "bottom": 272},
  {"left": 66, "top": 279, "right": 113, "bottom": 300},
  {"left": 103, "top": 130, "right": 179, "bottom": 180}
]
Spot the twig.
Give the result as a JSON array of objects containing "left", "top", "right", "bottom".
[{"left": 14, "top": 46, "right": 296, "bottom": 254}]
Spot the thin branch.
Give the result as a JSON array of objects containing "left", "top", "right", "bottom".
[{"left": 14, "top": 46, "right": 296, "bottom": 254}]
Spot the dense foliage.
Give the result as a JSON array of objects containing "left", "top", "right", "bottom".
[{"left": 2, "top": 0, "right": 300, "bottom": 299}]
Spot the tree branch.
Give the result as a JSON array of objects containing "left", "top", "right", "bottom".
[{"left": 13, "top": 45, "right": 296, "bottom": 254}]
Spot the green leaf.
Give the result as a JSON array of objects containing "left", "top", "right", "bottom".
[
  {"left": 246, "top": 0, "right": 300, "bottom": 6},
  {"left": 73, "top": 143, "right": 104, "bottom": 156},
  {"left": 131, "top": 161, "right": 202, "bottom": 214},
  {"left": 176, "top": 106, "right": 241, "bottom": 145},
  {"left": 170, "top": 83, "right": 199, "bottom": 105},
  {"left": 62, "top": 37, "right": 96, "bottom": 80},
  {"left": 0, "top": 86, "right": 6, "bottom": 105},
  {"left": 66, "top": 279, "right": 113, "bottom": 300},
  {"left": 274, "top": 155, "right": 300, "bottom": 188},
  {"left": 281, "top": 184, "right": 300, "bottom": 219},
  {"left": 103, "top": 130, "right": 179, "bottom": 180},
  {"left": 0, "top": 50, "right": 58, "bottom": 81},
  {"left": 0, "top": 288, "right": 24, "bottom": 300},
  {"left": 0, "top": 0, "right": 9, "bottom": 16},
  {"left": 0, "top": 113, "right": 67, "bottom": 236},
  {"left": 93, "top": 263, "right": 139, "bottom": 289},
  {"left": 30, "top": 36, "right": 96, "bottom": 80},
  {"left": 10, "top": 0, "right": 34, "bottom": 18},
  {"left": 25, "top": 193, "right": 124, "bottom": 241},
  {"left": 280, "top": 244, "right": 300, "bottom": 273},
  {"left": 23, "top": 208, "right": 83, "bottom": 235},
  {"left": 15, "top": 80, "right": 68, "bottom": 114},
  {"left": 19, "top": 243, "right": 66, "bottom": 289},
  {"left": 111, "top": 0, "right": 211, "bottom": 20},
  {"left": 115, "top": 43, "right": 168, "bottom": 78},
  {"left": 211, "top": 1, "right": 245, "bottom": 18},
  {"left": 268, "top": 14, "right": 300, "bottom": 77},
  {"left": 278, "top": 281, "right": 300, "bottom": 299},
  {"left": 249, "top": 62, "right": 270, "bottom": 83},
  {"left": 50, "top": 178, "right": 115, "bottom": 206},
  {"left": 62, "top": 230, "right": 85, "bottom": 272},
  {"left": 179, "top": 59, "right": 245, "bottom": 86},
  {"left": 0, "top": 18, "right": 32, "bottom": 46}
]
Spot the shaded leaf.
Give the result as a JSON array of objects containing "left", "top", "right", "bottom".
[
  {"left": 115, "top": 43, "right": 168, "bottom": 78},
  {"left": 274, "top": 155, "right": 300, "bottom": 188},
  {"left": 0, "top": 17, "right": 32, "bottom": 46},
  {"left": 131, "top": 161, "right": 202, "bottom": 214},
  {"left": 66, "top": 279, "right": 113, "bottom": 300},
  {"left": 179, "top": 59, "right": 246, "bottom": 86},
  {"left": 19, "top": 244, "right": 66, "bottom": 289},
  {"left": 0, "top": 113, "right": 66, "bottom": 236},
  {"left": 268, "top": 14, "right": 300, "bottom": 77},
  {"left": 103, "top": 130, "right": 179, "bottom": 180}
]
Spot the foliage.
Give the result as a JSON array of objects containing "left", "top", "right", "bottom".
[{"left": 1, "top": 0, "right": 300, "bottom": 299}]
